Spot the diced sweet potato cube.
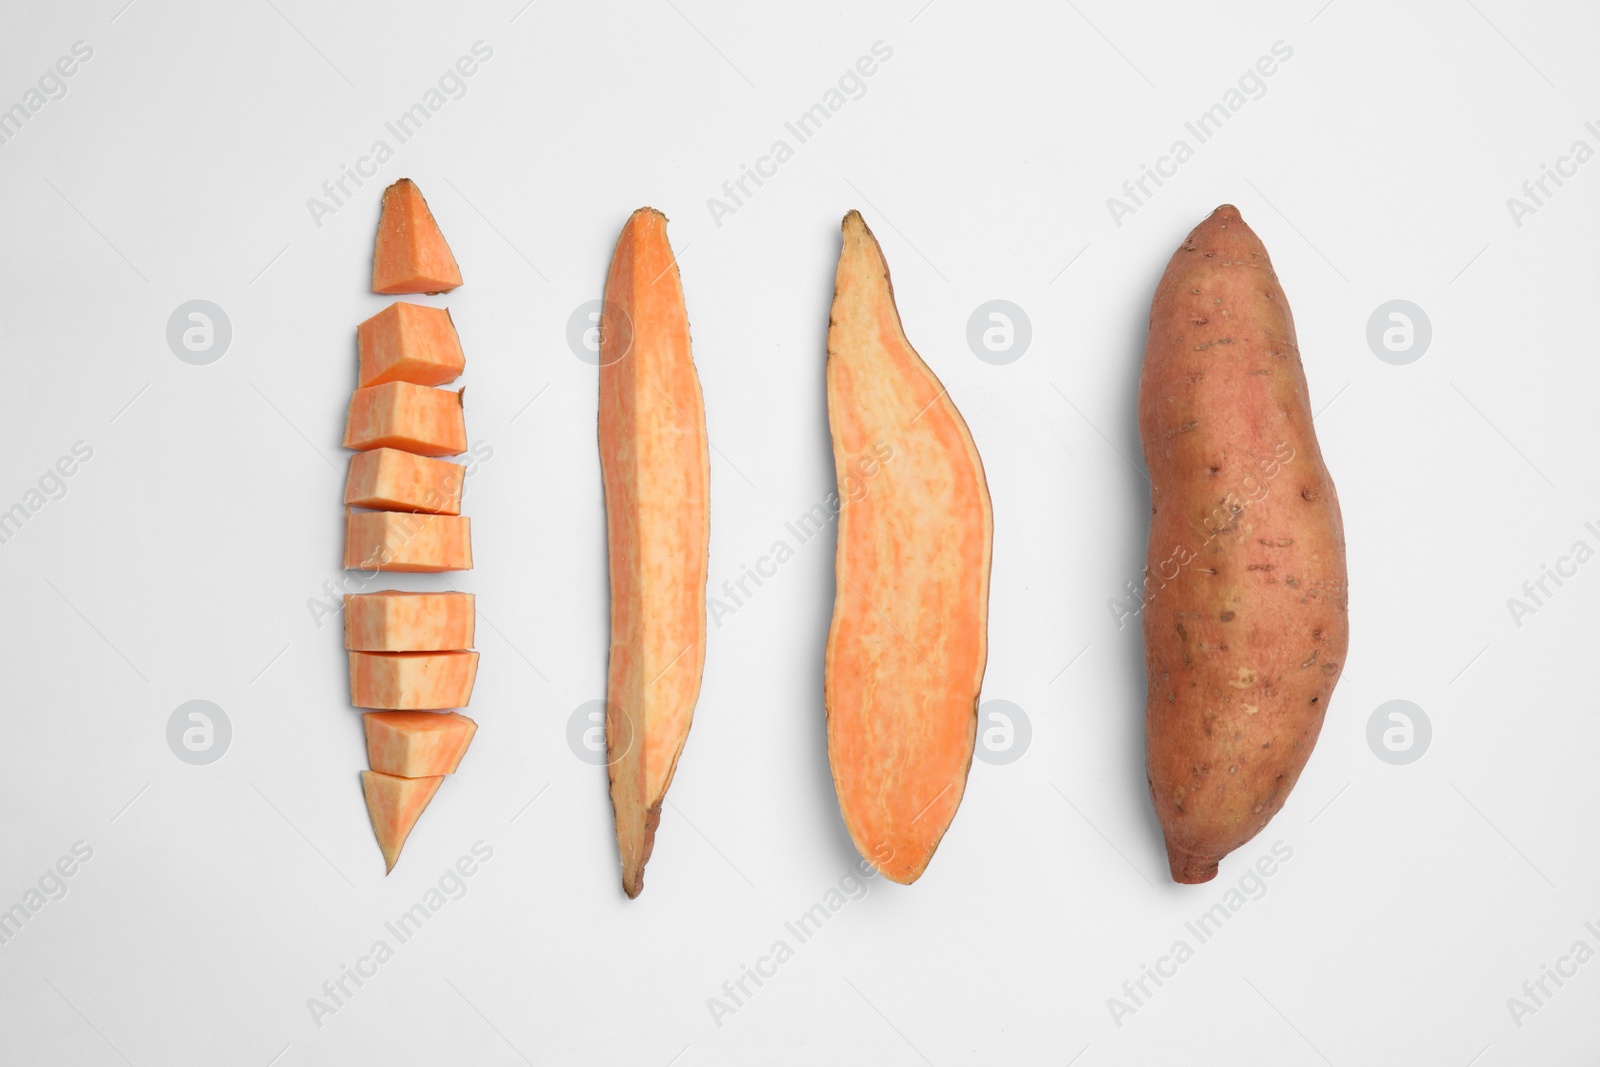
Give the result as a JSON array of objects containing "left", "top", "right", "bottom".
[
  {"left": 349, "top": 650, "right": 479, "bottom": 709},
  {"left": 372, "top": 178, "right": 462, "bottom": 295},
  {"left": 345, "top": 591, "right": 475, "bottom": 651},
  {"left": 364, "top": 711, "right": 478, "bottom": 777},
  {"left": 362, "top": 770, "right": 443, "bottom": 873},
  {"left": 357, "top": 302, "right": 466, "bottom": 388},
  {"left": 343, "top": 382, "right": 466, "bottom": 456},
  {"left": 345, "top": 512, "right": 472, "bottom": 572},
  {"left": 345, "top": 448, "right": 464, "bottom": 515}
]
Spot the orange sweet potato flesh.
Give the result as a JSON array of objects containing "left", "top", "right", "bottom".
[
  {"left": 349, "top": 650, "right": 479, "bottom": 709},
  {"left": 358, "top": 302, "right": 466, "bottom": 388},
  {"left": 345, "top": 448, "right": 464, "bottom": 514},
  {"left": 344, "top": 511, "right": 471, "bottom": 572},
  {"left": 825, "top": 211, "right": 993, "bottom": 885},
  {"left": 362, "top": 770, "right": 443, "bottom": 873},
  {"left": 343, "top": 383, "right": 466, "bottom": 457},
  {"left": 598, "top": 208, "right": 709, "bottom": 899},
  {"left": 345, "top": 591, "right": 475, "bottom": 651},
  {"left": 365, "top": 711, "right": 478, "bottom": 777},
  {"left": 372, "top": 178, "right": 462, "bottom": 295},
  {"left": 1139, "top": 205, "right": 1349, "bottom": 884}
]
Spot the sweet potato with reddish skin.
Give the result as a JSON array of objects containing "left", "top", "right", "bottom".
[
  {"left": 598, "top": 208, "right": 709, "bottom": 899},
  {"left": 825, "top": 210, "right": 992, "bottom": 885},
  {"left": 1139, "top": 205, "right": 1348, "bottom": 884}
]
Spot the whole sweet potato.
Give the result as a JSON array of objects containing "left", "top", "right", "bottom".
[{"left": 1138, "top": 204, "right": 1348, "bottom": 884}]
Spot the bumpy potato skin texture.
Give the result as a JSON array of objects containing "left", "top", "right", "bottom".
[{"left": 1138, "top": 205, "right": 1348, "bottom": 884}]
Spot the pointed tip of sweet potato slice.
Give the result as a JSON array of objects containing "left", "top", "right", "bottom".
[
  {"left": 361, "top": 770, "right": 444, "bottom": 874},
  {"left": 825, "top": 211, "right": 993, "bottom": 886},
  {"left": 617, "top": 797, "right": 661, "bottom": 899},
  {"left": 373, "top": 178, "right": 463, "bottom": 295}
]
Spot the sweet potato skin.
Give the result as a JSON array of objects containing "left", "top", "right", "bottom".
[{"left": 1138, "top": 205, "right": 1348, "bottom": 884}]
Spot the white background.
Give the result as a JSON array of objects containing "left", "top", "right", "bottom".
[{"left": 0, "top": 0, "right": 1595, "bottom": 1063}]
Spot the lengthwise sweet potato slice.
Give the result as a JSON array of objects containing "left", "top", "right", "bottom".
[
  {"left": 824, "top": 210, "right": 993, "bottom": 885},
  {"left": 349, "top": 650, "right": 479, "bottom": 709},
  {"left": 372, "top": 178, "right": 462, "bottom": 295},
  {"left": 345, "top": 448, "right": 465, "bottom": 514},
  {"left": 365, "top": 711, "right": 477, "bottom": 777},
  {"left": 362, "top": 770, "right": 443, "bottom": 873},
  {"left": 598, "top": 208, "right": 710, "bottom": 899},
  {"left": 357, "top": 302, "right": 466, "bottom": 388},
  {"left": 343, "top": 382, "right": 467, "bottom": 456},
  {"left": 344, "top": 511, "right": 472, "bottom": 572},
  {"left": 345, "top": 591, "right": 475, "bottom": 651}
]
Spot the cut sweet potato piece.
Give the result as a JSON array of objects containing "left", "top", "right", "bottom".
[
  {"left": 365, "top": 711, "right": 477, "bottom": 777},
  {"left": 345, "top": 591, "right": 475, "bottom": 651},
  {"left": 362, "top": 770, "right": 443, "bottom": 873},
  {"left": 344, "top": 511, "right": 471, "bottom": 572},
  {"left": 343, "top": 382, "right": 466, "bottom": 456},
  {"left": 357, "top": 302, "right": 466, "bottom": 388},
  {"left": 372, "top": 178, "right": 462, "bottom": 295},
  {"left": 349, "top": 650, "right": 479, "bottom": 709},
  {"left": 598, "top": 208, "right": 710, "bottom": 899},
  {"left": 824, "top": 210, "right": 993, "bottom": 885},
  {"left": 345, "top": 448, "right": 465, "bottom": 515}
]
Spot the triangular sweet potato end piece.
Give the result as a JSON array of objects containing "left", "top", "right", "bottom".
[
  {"left": 361, "top": 770, "right": 444, "bottom": 873},
  {"left": 372, "top": 178, "right": 463, "bottom": 295}
]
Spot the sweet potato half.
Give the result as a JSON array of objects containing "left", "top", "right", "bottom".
[
  {"left": 824, "top": 211, "right": 993, "bottom": 885},
  {"left": 1139, "top": 205, "right": 1349, "bottom": 884},
  {"left": 598, "top": 208, "right": 710, "bottom": 898}
]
